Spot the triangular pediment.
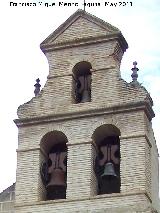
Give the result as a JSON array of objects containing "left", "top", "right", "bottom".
[{"left": 41, "top": 10, "right": 120, "bottom": 47}]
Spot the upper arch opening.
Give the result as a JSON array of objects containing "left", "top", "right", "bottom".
[
  {"left": 73, "top": 61, "right": 92, "bottom": 76},
  {"left": 72, "top": 61, "right": 92, "bottom": 103}
]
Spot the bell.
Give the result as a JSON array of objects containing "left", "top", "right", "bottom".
[
  {"left": 101, "top": 162, "right": 117, "bottom": 179},
  {"left": 81, "top": 90, "right": 91, "bottom": 103},
  {"left": 47, "top": 168, "right": 66, "bottom": 200},
  {"left": 47, "top": 168, "right": 66, "bottom": 187}
]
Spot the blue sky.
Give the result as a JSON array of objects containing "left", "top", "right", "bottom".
[{"left": 0, "top": 0, "right": 160, "bottom": 193}]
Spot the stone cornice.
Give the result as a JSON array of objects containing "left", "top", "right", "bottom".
[
  {"left": 14, "top": 101, "right": 154, "bottom": 127},
  {"left": 15, "top": 190, "right": 151, "bottom": 208},
  {"left": 40, "top": 32, "right": 128, "bottom": 53}
]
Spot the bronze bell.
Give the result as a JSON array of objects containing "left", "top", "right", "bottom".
[
  {"left": 81, "top": 90, "right": 91, "bottom": 103},
  {"left": 47, "top": 168, "right": 66, "bottom": 200},
  {"left": 47, "top": 168, "right": 66, "bottom": 187},
  {"left": 101, "top": 162, "right": 117, "bottom": 179}
]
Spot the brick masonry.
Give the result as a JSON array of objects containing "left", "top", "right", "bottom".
[{"left": 2, "top": 9, "right": 159, "bottom": 213}]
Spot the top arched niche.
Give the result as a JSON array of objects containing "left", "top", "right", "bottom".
[{"left": 72, "top": 61, "right": 92, "bottom": 77}]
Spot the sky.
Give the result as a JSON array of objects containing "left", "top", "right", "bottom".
[{"left": 0, "top": 0, "right": 160, "bottom": 193}]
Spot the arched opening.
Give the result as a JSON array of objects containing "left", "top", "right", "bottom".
[
  {"left": 40, "top": 131, "right": 68, "bottom": 200},
  {"left": 72, "top": 61, "right": 92, "bottom": 103},
  {"left": 92, "top": 124, "right": 121, "bottom": 195}
]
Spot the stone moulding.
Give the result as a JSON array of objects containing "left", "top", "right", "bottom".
[
  {"left": 14, "top": 190, "right": 151, "bottom": 208},
  {"left": 40, "top": 32, "right": 128, "bottom": 53},
  {"left": 14, "top": 101, "right": 154, "bottom": 127}
]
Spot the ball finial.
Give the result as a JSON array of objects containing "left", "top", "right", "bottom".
[{"left": 133, "top": 61, "right": 137, "bottom": 67}]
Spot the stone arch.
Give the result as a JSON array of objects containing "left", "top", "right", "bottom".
[
  {"left": 39, "top": 124, "right": 72, "bottom": 146},
  {"left": 90, "top": 117, "right": 121, "bottom": 138},
  {"left": 92, "top": 124, "right": 121, "bottom": 145},
  {"left": 69, "top": 56, "right": 96, "bottom": 72},
  {"left": 40, "top": 130, "right": 68, "bottom": 154}
]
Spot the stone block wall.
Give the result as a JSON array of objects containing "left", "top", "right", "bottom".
[
  {"left": 16, "top": 150, "right": 40, "bottom": 204},
  {"left": 52, "top": 16, "right": 108, "bottom": 44},
  {"left": 67, "top": 143, "right": 92, "bottom": 199},
  {"left": 46, "top": 40, "right": 119, "bottom": 78},
  {"left": 15, "top": 110, "right": 157, "bottom": 212}
]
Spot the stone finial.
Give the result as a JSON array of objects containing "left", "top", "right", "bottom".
[
  {"left": 83, "top": 0, "right": 86, "bottom": 11},
  {"left": 131, "top": 61, "right": 139, "bottom": 82},
  {"left": 34, "top": 78, "right": 41, "bottom": 96}
]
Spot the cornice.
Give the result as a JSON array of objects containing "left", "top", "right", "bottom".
[
  {"left": 40, "top": 32, "right": 128, "bottom": 53},
  {"left": 15, "top": 190, "right": 150, "bottom": 208},
  {"left": 14, "top": 101, "right": 154, "bottom": 127}
]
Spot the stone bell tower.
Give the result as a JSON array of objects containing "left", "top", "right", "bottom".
[{"left": 14, "top": 10, "right": 159, "bottom": 212}]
